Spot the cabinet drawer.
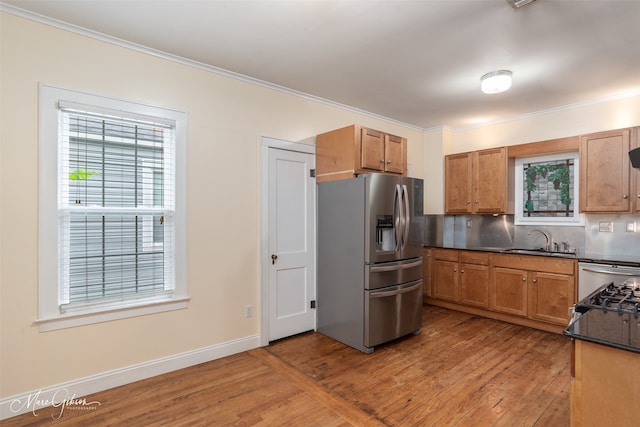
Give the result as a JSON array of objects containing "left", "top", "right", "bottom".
[
  {"left": 493, "top": 254, "right": 575, "bottom": 275},
  {"left": 459, "top": 251, "right": 489, "bottom": 265},
  {"left": 433, "top": 249, "right": 459, "bottom": 262}
]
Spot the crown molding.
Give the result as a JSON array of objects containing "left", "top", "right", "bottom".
[{"left": 0, "top": 3, "right": 423, "bottom": 132}]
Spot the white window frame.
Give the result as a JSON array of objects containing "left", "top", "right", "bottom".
[
  {"left": 515, "top": 152, "right": 585, "bottom": 226},
  {"left": 38, "top": 85, "right": 189, "bottom": 331}
]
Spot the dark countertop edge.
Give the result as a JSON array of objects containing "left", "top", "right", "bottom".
[
  {"left": 563, "top": 329, "right": 640, "bottom": 354},
  {"left": 424, "top": 245, "right": 640, "bottom": 268}
]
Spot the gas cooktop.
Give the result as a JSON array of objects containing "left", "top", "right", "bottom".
[
  {"left": 565, "top": 280, "right": 640, "bottom": 353},
  {"left": 579, "top": 280, "right": 640, "bottom": 317}
]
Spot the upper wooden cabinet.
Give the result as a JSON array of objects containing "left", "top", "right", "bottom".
[
  {"left": 579, "top": 128, "right": 632, "bottom": 212},
  {"left": 445, "top": 147, "right": 511, "bottom": 214},
  {"left": 316, "top": 125, "right": 407, "bottom": 182}
]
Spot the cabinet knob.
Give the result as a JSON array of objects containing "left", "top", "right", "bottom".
[
  {"left": 453, "top": 268, "right": 457, "bottom": 272},
  {"left": 474, "top": 200, "right": 479, "bottom": 204},
  {"left": 522, "top": 277, "right": 527, "bottom": 282},
  {"left": 379, "top": 159, "right": 385, "bottom": 164},
  {"left": 637, "top": 194, "right": 640, "bottom": 199},
  {"left": 532, "top": 278, "right": 537, "bottom": 283},
  {"left": 466, "top": 200, "right": 471, "bottom": 204},
  {"left": 460, "top": 269, "right": 465, "bottom": 273},
  {"left": 623, "top": 194, "right": 629, "bottom": 199}
]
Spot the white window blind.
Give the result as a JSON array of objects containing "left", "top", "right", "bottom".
[{"left": 58, "top": 106, "right": 176, "bottom": 312}]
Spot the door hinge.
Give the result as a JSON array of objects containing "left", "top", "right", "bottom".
[
  {"left": 310, "top": 169, "right": 316, "bottom": 178},
  {"left": 310, "top": 300, "right": 316, "bottom": 309}
]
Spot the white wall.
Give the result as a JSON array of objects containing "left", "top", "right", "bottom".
[{"left": 0, "top": 11, "right": 425, "bottom": 400}]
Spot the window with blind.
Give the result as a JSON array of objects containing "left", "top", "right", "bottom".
[{"left": 39, "top": 85, "right": 188, "bottom": 331}]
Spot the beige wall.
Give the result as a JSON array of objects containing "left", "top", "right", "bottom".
[
  {"left": 0, "top": 12, "right": 424, "bottom": 398},
  {"left": 3, "top": 9, "right": 639, "bottom": 399},
  {"left": 424, "top": 94, "right": 640, "bottom": 213}
]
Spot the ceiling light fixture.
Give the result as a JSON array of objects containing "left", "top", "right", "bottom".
[
  {"left": 507, "top": 0, "right": 535, "bottom": 8},
  {"left": 481, "top": 70, "right": 513, "bottom": 94}
]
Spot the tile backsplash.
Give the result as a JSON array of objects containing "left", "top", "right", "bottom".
[{"left": 424, "top": 213, "right": 640, "bottom": 263}]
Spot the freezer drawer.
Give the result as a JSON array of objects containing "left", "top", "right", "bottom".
[
  {"left": 365, "top": 257, "right": 423, "bottom": 290},
  {"left": 365, "top": 279, "right": 422, "bottom": 348}
]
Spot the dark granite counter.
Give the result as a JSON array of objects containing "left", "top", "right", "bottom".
[
  {"left": 424, "top": 245, "right": 640, "bottom": 268},
  {"left": 564, "top": 308, "right": 640, "bottom": 354}
]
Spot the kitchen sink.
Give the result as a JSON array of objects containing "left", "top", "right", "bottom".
[{"left": 502, "top": 248, "right": 577, "bottom": 258}]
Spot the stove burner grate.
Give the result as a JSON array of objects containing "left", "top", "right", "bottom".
[{"left": 582, "top": 282, "right": 640, "bottom": 317}]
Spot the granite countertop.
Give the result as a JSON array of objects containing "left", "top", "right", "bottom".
[
  {"left": 424, "top": 245, "right": 640, "bottom": 268},
  {"left": 564, "top": 308, "right": 640, "bottom": 354}
]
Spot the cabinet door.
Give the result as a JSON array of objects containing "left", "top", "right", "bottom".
[
  {"left": 580, "top": 129, "right": 631, "bottom": 212},
  {"left": 445, "top": 153, "right": 472, "bottom": 213},
  {"left": 423, "top": 248, "right": 432, "bottom": 298},
  {"left": 490, "top": 267, "right": 528, "bottom": 316},
  {"left": 459, "top": 263, "right": 489, "bottom": 308},
  {"left": 360, "top": 128, "right": 385, "bottom": 171},
  {"left": 528, "top": 271, "right": 574, "bottom": 325},
  {"left": 474, "top": 147, "right": 508, "bottom": 213},
  {"left": 432, "top": 260, "right": 459, "bottom": 302},
  {"left": 384, "top": 134, "right": 405, "bottom": 174}
]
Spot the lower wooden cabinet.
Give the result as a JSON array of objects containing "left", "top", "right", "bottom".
[
  {"left": 491, "top": 266, "right": 528, "bottom": 316},
  {"left": 426, "top": 248, "right": 577, "bottom": 333},
  {"left": 422, "top": 248, "right": 432, "bottom": 298},
  {"left": 458, "top": 252, "right": 489, "bottom": 309},
  {"left": 528, "top": 271, "right": 574, "bottom": 325},
  {"left": 432, "top": 259, "right": 458, "bottom": 301},
  {"left": 571, "top": 340, "right": 640, "bottom": 426},
  {"left": 431, "top": 249, "right": 489, "bottom": 308}
]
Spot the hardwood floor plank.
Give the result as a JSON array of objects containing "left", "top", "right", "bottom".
[{"left": 3, "top": 306, "right": 571, "bottom": 426}]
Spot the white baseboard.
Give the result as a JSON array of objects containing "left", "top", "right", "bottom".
[{"left": 0, "top": 334, "right": 261, "bottom": 420}]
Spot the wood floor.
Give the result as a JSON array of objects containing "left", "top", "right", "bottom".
[{"left": 2, "top": 305, "right": 571, "bottom": 426}]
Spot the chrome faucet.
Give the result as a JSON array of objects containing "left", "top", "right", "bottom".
[{"left": 530, "top": 229, "right": 552, "bottom": 252}]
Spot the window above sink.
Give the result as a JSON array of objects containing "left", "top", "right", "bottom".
[{"left": 515, "top": 152, "right": 585, "bottom": 226}]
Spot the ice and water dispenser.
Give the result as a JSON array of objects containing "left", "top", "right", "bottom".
[{"left": 376, "top": 216, "right": 395, "bottom": 252}]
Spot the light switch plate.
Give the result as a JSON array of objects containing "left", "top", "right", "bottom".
[
  {"left": 627, "top": 222, "right": 636, "bottom": 232},
  {"left": 599, "top": 222, "right": 613, "bottom": 232}
]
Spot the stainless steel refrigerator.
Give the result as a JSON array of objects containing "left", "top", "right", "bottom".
[{"left": 317, "top": 173, "right": 424, "bottom": 353}]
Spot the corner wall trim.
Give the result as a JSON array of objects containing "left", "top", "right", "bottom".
[{"left": 0, "top": 335, "right": 261, "bottom": 420}]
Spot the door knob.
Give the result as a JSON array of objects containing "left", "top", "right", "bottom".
[{"left": 271, "top": 254, "right": 278, "bottom": 265}]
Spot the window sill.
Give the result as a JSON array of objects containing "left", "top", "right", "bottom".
[{"left": 35, "top": 296, "right": 190, "bottom": 332}]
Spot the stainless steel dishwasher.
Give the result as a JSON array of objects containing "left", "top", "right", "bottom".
[{"left": 578, "top": 262, "right": 640, "bottom": 300}]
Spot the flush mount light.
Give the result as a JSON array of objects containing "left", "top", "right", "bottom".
[
  {"left": 507, "top": 0, "right": 535, "bottom": 8},
  {"left": 481, "top": 70, "right": 513, "bottom": 94}
]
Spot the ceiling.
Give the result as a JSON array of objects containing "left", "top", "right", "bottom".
[{"left": 3, "top": 0, "right": 640, "bottom": 129}]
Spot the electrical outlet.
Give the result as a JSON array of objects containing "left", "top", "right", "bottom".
[
  {"left": 245, "top": 305, "right": 253, "bottom": 318},
  {"left": 627, "top": 221, "right": 636, "bottom": 232},
  {"left": 466, "top": 220, "right": 472, "bottom": 228},
  {"left": 599, "top": 221, "right": 613, "bottom": 232}
]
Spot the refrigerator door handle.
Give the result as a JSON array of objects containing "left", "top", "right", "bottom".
[
  {"left": 401, "top": 184, "right": 410, "bottom": 250},
  {"left": 369, "top": 280, "right": 422, "bottom": 298},
  {"left": 369, "top": 258, "right": 423, "bottom": 273},
  {"left": 394, "top": 184, "right": 402, "bottom": 253}
]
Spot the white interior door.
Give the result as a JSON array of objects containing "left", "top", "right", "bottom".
[{"left": 264, "top": 141, "right": 316, "bottom": 342}]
